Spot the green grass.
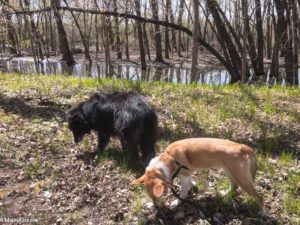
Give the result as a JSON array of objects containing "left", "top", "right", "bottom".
[
  {"left": 0, "top": 72, "right": 300, "bottom": 223},
  {"left": 279, "top": 152, "right": 294, "bottom": 167},
  {"left": 132, "top": 186, "right": 147, "bottom": 214},
  {"left": 283, "top": 172, "right": 300, "bottom": 215}
]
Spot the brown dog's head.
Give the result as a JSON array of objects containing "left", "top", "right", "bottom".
[{"left": 131, "top": 169, "right": 167, "bottom": 206}]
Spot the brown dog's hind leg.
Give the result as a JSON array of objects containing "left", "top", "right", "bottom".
[{"left": 225, "top": 159, "right": 265, "bottom": 215}]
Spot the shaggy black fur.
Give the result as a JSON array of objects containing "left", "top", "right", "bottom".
[{"left": 66, "top": 91, "right": 158, "bottom": 166}]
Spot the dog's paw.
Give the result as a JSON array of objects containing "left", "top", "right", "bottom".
[
  {"left": 258, "top": 207, "right": 267, "bottom": 217},
  {"left": 191, "top": 180, "right": 197, "bottom": 186},
  {"left": 219, "top": 190, "right": 230, "bottom": 196},
  {"left": 170, "top": 199, "right": 182, "bottom": 208},
  {"left": 145, "top": 202, "right": 154, "bottom": 209}
]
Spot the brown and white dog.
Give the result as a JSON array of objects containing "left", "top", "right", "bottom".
[{"left": 131, "top": 138, "right": 265, "bottom": 215}]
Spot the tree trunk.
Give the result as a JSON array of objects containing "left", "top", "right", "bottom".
[
  {"left": 270, "top": 9, "right": 279, "bottom": 80},
  {"left": 63, "top": 0, "right": 92, "bottom": 65},
  {"left": 290, "top": 0, "right": 299, "bottom": 85},
  {"left": 101, "top": 16, "right": 113, "bottom": 77},
  {"left": 24, "top": 0, "right": 44, "bottom": 60},
  {"left": 164, "top": 0, "right": 171, "bottom": 59},
  {"left": 266, "top": 0, "right": 272, "bottom": 59},
  {"left": 273, "top": 0, "right": 294, "bottom": 84},
  {"left": 3, "top": 0, "right": 18, "bottom": 54},
  {"left": 135, "top": 0, "right": 146, "bottom": 70},
  {"left": 255, "top": 0, "right": 264, "bottom": 76},
  {"left": 168, "top": 3, "right": 177, "bottom": 51},
  {"left": 207, "top": 0, "right": 242, "bottom": 82},
  {"left": 150, "top": 0, "right": 164, "bottom": 62},
  {"left": 113, "top": 0, "right": 122, "bottom": 59},
  {"left": 241, "top": 0, "right": 248, "bottom": 83},
  {"left": 95, "top": 15, "right": 100, "bottom": 57},
  {"left": 51, "top": 0, "right": 75, "bottom": 65},
  {"left": 143, "top": 23, "right": 151, "bottom": 61},
  {"left": 124, "top": 0, "right": 129, "bottom": 60},
  {"left": 177, "top": 0, "right": 185, "bottom": 57},
  {"left": 191, "top": 0, "right": 199, "bottom": 82},
  {"left": 241, "top": 0, "right": 259, "bottom": 79}
]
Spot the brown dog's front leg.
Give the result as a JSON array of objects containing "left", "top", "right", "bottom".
[{"left": 171, "top": 175, "right": 192, "bottom": 207}]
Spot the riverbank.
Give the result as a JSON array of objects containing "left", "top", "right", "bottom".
[
  {"left": 0, "top": 73, "right": 299, "bottom": 224},
  {"left": 0, "top": 50, "right": 222, "bottom": 70}
]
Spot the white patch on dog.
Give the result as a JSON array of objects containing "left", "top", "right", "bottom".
[
  {"left": 170, "top": 199, "right": 181, "bottom": 207},
  {"left": 191, "top": 180, "right": 197, "bottom": 186},
  {"left": 147, "top": 156, "right": 170, "bottom": 180}
]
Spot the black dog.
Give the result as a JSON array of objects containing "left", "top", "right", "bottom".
[{"left": 66, "top": 91, "right": 158, "bottom": 166}]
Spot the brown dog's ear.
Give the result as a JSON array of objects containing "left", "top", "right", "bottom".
[
  {"left": 153, "top": 182, "right": 165, "bottom": 198},
  {"left": 131, "top": 175, "right": 145, "bottom": 185}
]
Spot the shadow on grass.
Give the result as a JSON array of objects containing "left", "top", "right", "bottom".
[
  {"left": 0, "top": 93, "right": 70, "bottom": 120},
  {"left": 75, "top": 147, "right": 145, "bottom": 174},
  {"left": 144, "top": 195, "right": 278, "bottom": 225},
  {"left": 160, "top": 120, "right": 207, "bottom": 142}
]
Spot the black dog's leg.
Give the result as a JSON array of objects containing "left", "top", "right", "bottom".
[
  {"left": 139, "top": 135, "right": 156, "bottom": 167},
  {"left": 97, "top": 131, "right": 110, "bottom": 153},
  {"left": 120, "top": 132, "right": 140, "bottom": 167}
]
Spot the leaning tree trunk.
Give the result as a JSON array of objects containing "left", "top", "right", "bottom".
[
  {"left": 63, "top": 0, "right": 92, "bottom": 65},
  {"left": 51, "top": 0, "right": 75, "bottom": 66},
  {"left": 150, "top": 0, "right": 164, "bottom": 62},
  {"left": 207, "top": 0, "right": 242, "bottom": 82}
]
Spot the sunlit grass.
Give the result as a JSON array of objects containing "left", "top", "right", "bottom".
[
  {"left": 283, "top": 173, "right": 300, "bottom": 215},
  {"left": 0, "top": 72, "right": 300, "bottom": 222},
  {"left": 132, "top": 186, "right": 147, "bottom": 214},
  {"left": 279, "top": 152, "right": 294, "bottom": 167}
]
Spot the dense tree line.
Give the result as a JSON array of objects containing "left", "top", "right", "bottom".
[{"left": 0, "top": 0, "right": 299, "bottom": 84}]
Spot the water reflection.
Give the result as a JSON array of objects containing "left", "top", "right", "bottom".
[{"left": 0, "top": 58, "right": 230, "bottom": 85}]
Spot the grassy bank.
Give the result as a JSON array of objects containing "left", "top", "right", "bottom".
[{"left": 0, "top": 73, "right": 299, "bottom": 224}]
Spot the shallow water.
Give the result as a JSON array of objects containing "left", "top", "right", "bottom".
[{"left": 0, "top": 57, "right": 231, "bottom": 85}]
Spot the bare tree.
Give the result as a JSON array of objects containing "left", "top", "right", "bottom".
[
  {"left": 150, "top": 0, "right": 164, "bottom": 62},
  {"left": 113, "top": 0, "right": 122, "bottom": 59},
  {"left": 51, "top": 0, "right": 75, "bottom": 65},
  {"left": 177, "top": 0, "right": 185, "bottom": 57},
  {"left": 255, "top": 0, "right": 264, "bottom": 76},
  {"left": 2, "top": 0, "right": 18, "bottom": 54},
  {"left": 241, "top": 0, "right": 248, "bottom": 83},
  {"left": 191, "top": 0, "right": 199, "bottom": 82},
  {"left": 135, "top": 0, "right": 146, "bottom": 69},
  {"left": 63, "top": 0, "right": 92, "bottom": 64}
]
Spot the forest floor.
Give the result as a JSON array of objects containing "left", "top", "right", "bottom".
[{"left": 0, "top": 73, "right": 299, "bottom": 225}]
